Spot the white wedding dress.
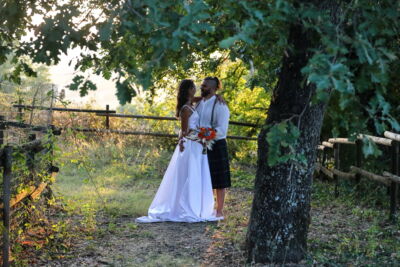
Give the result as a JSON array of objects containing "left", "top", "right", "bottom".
[{"left": 136, "top": 106, "right": 218, "bottom": 223}]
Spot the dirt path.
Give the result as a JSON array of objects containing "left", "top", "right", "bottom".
[
  {"left": 36, "top": 186, "right": 399, "bottom": 266},
  {"left": 46, "top": 221, "right": 219, "bottom": 266},
  {"left": 40, "top": 189, "right": 250, "bottom": 267}
]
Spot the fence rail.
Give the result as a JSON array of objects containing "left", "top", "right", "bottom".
[
  {"left": 13, "top": 104, "right": 259, "bottom": 141},
  {"left": 13, "top": 104, "right": 117, "bottom": 114},
  {"left": 316, "top": 131, "right": 400, "bottom": 221},
  {"left": 66, "top": 127, "right": 258, "bottom": 141},
  {"left": 3, "top": 121, "right": 62, "bottom": 135},
  {"left": 95, "top": 113, "right": 260, "bottom": 128}
]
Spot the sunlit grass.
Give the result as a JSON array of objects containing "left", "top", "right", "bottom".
[
  {"left": 53, "top": 137, "right": 170, "bottom": 218},
  {"left": 55, "top": 168, "right": 156, "bottom": 218}
]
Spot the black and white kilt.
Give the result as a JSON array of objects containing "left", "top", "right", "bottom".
[{"left": 207, "top": 139, "right": 231, "bottom": 189}]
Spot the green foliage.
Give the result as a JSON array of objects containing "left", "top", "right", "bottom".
[
  {"left": 304, "top": 1, "right": 400, "bottom": 142},
  {"left": 266, "top": 121, "right": 305, "bottom": 166},
  {"left": 0, "top": 0, "right": 56, "bottom": 82},
  {"left": 116, "top": 80, "right": 136, "bottom": 105},
  {"left": 67, "top": 75, "right": 97, "bottom": 97},
  {"left": 361, "top": 137, "right": 383, "bottom": 158}
]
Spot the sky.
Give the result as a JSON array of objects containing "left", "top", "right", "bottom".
[
  {"left": 29, "top": 12, "right": 120, "bottom": 109},
  {"left": 48, "top": 48, "right": 120, "bottom": 109}
]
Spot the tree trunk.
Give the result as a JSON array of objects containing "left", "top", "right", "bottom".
[{"left": 246, "top": 13, "right": 331, "bottom": 263}]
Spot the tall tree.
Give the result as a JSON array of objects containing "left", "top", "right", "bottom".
[
  {"left": 246, "top": 2, "right": 339, "bottom": 261},
  {"left": 3, "top": 0, "right": 400, "bottom": 263}
]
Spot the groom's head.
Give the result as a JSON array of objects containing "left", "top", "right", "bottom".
[{"left": 201, "top": 77, "right": 221, "bottom": 97}]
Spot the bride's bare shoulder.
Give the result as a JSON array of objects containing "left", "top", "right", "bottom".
[{"left": 179, "top": 105, "right": 194, "bottom": 119}]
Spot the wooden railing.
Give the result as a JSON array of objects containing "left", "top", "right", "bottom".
[
  {"left": 315, "top": 132, "right": 400, "bottom": 221},
  {"left": 13, "top": 104, "right": 260, "bottom": 141},
  {"left": 0, "top": 116, "right": 61, "bottom": 267}
]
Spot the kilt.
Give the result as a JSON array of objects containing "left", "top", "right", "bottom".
[{"left": 207, "top": 139, "right": 231, "bottom": 189}]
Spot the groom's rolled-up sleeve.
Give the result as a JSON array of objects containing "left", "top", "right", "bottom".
[{"left": 214, "top": 103, "right": 230, "bottom": 139}]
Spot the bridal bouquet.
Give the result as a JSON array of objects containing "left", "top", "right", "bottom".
[{"left": 187, "top": 127, "right": 217, "bottom": 154}]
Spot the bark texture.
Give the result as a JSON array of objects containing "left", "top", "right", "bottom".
[{"left": 246, "top": 2, "right": 338, "bottom": 262}]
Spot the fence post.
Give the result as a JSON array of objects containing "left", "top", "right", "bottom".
[
  {"left": 320, "top": 146, "right": 326, "bottom": 166},
  {"left": 333, "top": 143, "right": 340, "bottom": 197},
  {"left": 27, "top": 134, "right": 36, "bottom": 180},
  {"left": 105, "top": 105, "right": 110, "bottom": 129},
  {"left": 17, "top": 98, "right": 23, "bottom": 122},
  {"left": 0, "top": 116, "right": 4, "bottom": 145},
  {"left": 390, "top": 141, "right": 399, "bottom": 222},
  {"left": 355, "top": 139, "right": 362, "bottom": 193},
  {"left": 2, "top": 146, "right": 12, "bottom": 267},
  {"left": 47, "top": 85, "right": 55, "bottom": 126},
  {"left": 43, "top": 129, "right": 55, "bottom": 201}
]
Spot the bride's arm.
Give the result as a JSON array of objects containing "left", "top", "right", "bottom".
[
  {"left": 178, "top": 107, "right": 191, "bottom": 152},
  {"left": 192, "top": 95, "right": 226, "bottom": 104},
  {"left": 192, "top": 96, "right": 202, "bottom": 103}
]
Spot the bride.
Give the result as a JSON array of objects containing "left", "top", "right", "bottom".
[{"left": 136, "top": 79, "right": 219, "bottom": 223}]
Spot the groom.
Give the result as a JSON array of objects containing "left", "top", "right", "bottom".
[{"left": 196, "top": 76, "right": 231, "bottom": 218}]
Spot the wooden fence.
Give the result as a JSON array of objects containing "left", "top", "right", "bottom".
[
  {"left": 13, "top": 104, "right": 259, "bottom": 141},
  {"left": 0, "top": 116, "right": 61, "bottom": 267},
  {"left": 315, "top": 132, "right": 400, "bottom": 221}
]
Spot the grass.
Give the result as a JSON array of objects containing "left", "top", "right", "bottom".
[
  {"left": 53, "top": 135, "right": 174, "bottom": 219},
  {"left": 55, "top": 161, "right": 156, "bottom": 217},
  {"left": 307, "top": 180, "right": 400, "bottom": 266}
]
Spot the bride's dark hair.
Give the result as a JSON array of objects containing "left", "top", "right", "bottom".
[{"left": 176, "top": 79, "right": 195, "bottom": 118}]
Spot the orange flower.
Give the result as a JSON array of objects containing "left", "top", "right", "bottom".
[{"left": 198, "top": 127, "right": 216, "bottom": 141}]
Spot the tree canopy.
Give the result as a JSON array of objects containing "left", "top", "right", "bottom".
[{"left": 3, "top": 0, "right": 396, "bottom": 150}]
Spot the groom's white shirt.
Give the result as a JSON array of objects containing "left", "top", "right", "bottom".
[{"left": 196, "top": 95, "right": 230, "bottom": 141}]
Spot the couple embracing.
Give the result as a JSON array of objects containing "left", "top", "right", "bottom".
[{"left": 136, "top": 77, "right": 231, "bottom": 223}]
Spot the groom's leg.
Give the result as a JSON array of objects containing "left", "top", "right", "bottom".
[
  {"left": 208, "top": 139, "right": 230, "bottom": 217},
  {"left": 216, "top": 188, "right": 226, "bottom": 216}
]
